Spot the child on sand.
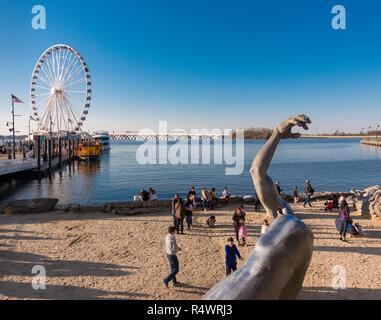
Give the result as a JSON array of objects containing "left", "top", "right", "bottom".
[
  {"left": 293, "top": 186, "right": 299, "bottom": 203},
  {"left": 238, "top": 219, "right": 248, "bottom": 246},
  {"left": 206, "top": 216, "right": 216, "bottom": 228},
  {"left": 261, "top": 219, "right": 270, "bottom": 235},
  {"left": 225, "top": 237, "right": 242, "bottom": 276},
  {"left": 355, "top": 222, "right": 363, "bottom": 236}
]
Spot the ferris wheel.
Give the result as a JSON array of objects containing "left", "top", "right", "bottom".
[{"left": 30, "top": 44, "right": 91, "bottom": 135}]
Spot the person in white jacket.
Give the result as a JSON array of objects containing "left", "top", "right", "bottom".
[{"left": 163, "top": 226, "right": 182, "bottom": 288}]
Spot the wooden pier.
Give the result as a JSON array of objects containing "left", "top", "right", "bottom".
[{"left": 361, "top": 139, "right": 381, "bottom": 147}]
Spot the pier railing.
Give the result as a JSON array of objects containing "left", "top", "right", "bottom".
[
  {"left": 0, "top": 159, "right": 37, "bottom": 176},
  {"left": 361, "top": 137, "right": 381, "bottom": 147}
]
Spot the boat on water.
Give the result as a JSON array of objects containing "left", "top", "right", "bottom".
[
  {"left": 77, "top": 139, "right": 103, "bottom": 161},
  {"left": 93, "top": 131, "right": 111, "bottom": 151}
]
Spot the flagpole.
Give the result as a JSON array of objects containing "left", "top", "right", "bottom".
[
  {"left": 11, "top": 96, "right": 15, "bottom": 159},
  {"left": 28, "top": 116, "right": 31, "bottom": 149}
]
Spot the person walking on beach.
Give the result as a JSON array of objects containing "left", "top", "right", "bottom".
[
  {"left": 225, "top": 237, "right": 242, "bottom": 276},
  {"left": 163, "top": 226, "right": 182, "bottom": 288},
  {"left": 337, "top": 200, "right": 351, "bottom": 242},
  {"left": 293, "top": 186, "right": 299, "bottom": 203},
  {"left": 303, "top": 179, "right": 314, "bottom": 207},
  {"left": 184, "top": 196, "right": 193, "bottom": 230}
]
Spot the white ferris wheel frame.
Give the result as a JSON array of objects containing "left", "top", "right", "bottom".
[{"left": 30, "top": 44, "right": 92, "bottom": 136}]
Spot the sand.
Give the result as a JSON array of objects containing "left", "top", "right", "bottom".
[{"left": 0, "top": 201, "right": 380, "bottom": 300}]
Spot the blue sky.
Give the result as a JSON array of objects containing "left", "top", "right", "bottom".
[{"left": 1, "top": 0, "right": 381, "bottom": 135}]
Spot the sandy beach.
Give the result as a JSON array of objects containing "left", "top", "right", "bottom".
[{"left": 0, "top": 200, "right": 380, "bottom": 300}]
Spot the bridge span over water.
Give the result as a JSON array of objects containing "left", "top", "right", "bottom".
[{"left": 110, "top": 133, "right": 226, "bottom": 140}]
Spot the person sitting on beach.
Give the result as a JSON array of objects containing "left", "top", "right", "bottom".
[
  {"left": 339, "top": 194, "right": 346, "bottom": 204},
  {"left": 222, "top": 187, "right": 231, "bottom": 205},
  {"left": 331, "top": 193, "right": 339, "bottom": 209},
  {"left": 347, "top": 218, "right": 360, "bottom": 238},
  {"left": 148, "top": 187, "right": 157, "bottom": 201},
  {"left": 187, "top": 187, "right": 198, "bottom": 205},
  {"left": 276, "top": 208, "right": 284, "bottom": 217},
  {"left": 184, "top": 196, "right": 193, "bottom": 230},
  {"left": 225, "top": 237, "right": 242, "bottom": 276},
  {"left": 261, "top": 219, "right": 270, "bottom": 235},
  {"left": 354, "top": 222, "right": 363, "bottom": 236},
  {"left": 324, "top": 200, "right": 334, "bottom": 212},
  {"left": 139, "top": 189, "right": 150, "bottom": 201},
  {"left": 206, "top": 216, "right": 216, "bottom": 228}
]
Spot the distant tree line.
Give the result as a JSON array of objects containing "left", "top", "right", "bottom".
[{"left": 232, "top": 128, "right": 273, "bottom": 140}]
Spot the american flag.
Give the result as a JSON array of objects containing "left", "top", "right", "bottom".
[{"left": 11, "top": 94, "right": 24, "bottom": 103}]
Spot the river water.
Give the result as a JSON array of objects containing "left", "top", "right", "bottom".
[{"left": 2, "top": 138, "right": 381, "bottom": 205}]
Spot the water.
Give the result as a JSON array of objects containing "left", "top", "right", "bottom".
[{"left": 2, "top": 138, "right": 381, "bottom": 205}]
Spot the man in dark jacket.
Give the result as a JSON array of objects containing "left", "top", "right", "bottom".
[
  {"left": 171, "top": 194, "right": 180, "bottom": 228},
  {"left": 303, "top": 179, "right": 314, "bottom": 207}
]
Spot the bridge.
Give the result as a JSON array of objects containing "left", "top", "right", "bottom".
[{"left": 110, "top": 133, "right": 226, "bottom": 140}]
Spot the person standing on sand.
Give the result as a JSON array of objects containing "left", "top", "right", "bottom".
[
  {"left": 209, "top": 187, "right": 216, "bottom": 210},
  {"left": 275, "top": 181, "right": 283, "bottom": 196},
  {"left": 201, "top": 188, "right": 211, "bottom": 212},
  {"left": 232, "top": 207, "right": 245, "bottom": 244},
  {"left": 337, "top": 200, "right": 351, "bottom": 242},
  {"left": 163, "top": 226, "right": 182, "bottom": 288},
  {"left": 184, "top": 196, "right": 193, "bottom": 230},
  {"left": 171, "top": 194, "right": 180, "bottom": 228},
  {"left": 303, "top": 179, "right": 314, "bottom": 207},
  {"left": 293, "top": 186, "right": 299, "bottom": 203},
  {"left": 261, "top": 219, "right": 270, "bottom": 235},
  {"left": 225, "top": 237, "right": 242, "bottom": 276},
  {"left": 175, "top": 196, "right": 185, "bottom": 234}
]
